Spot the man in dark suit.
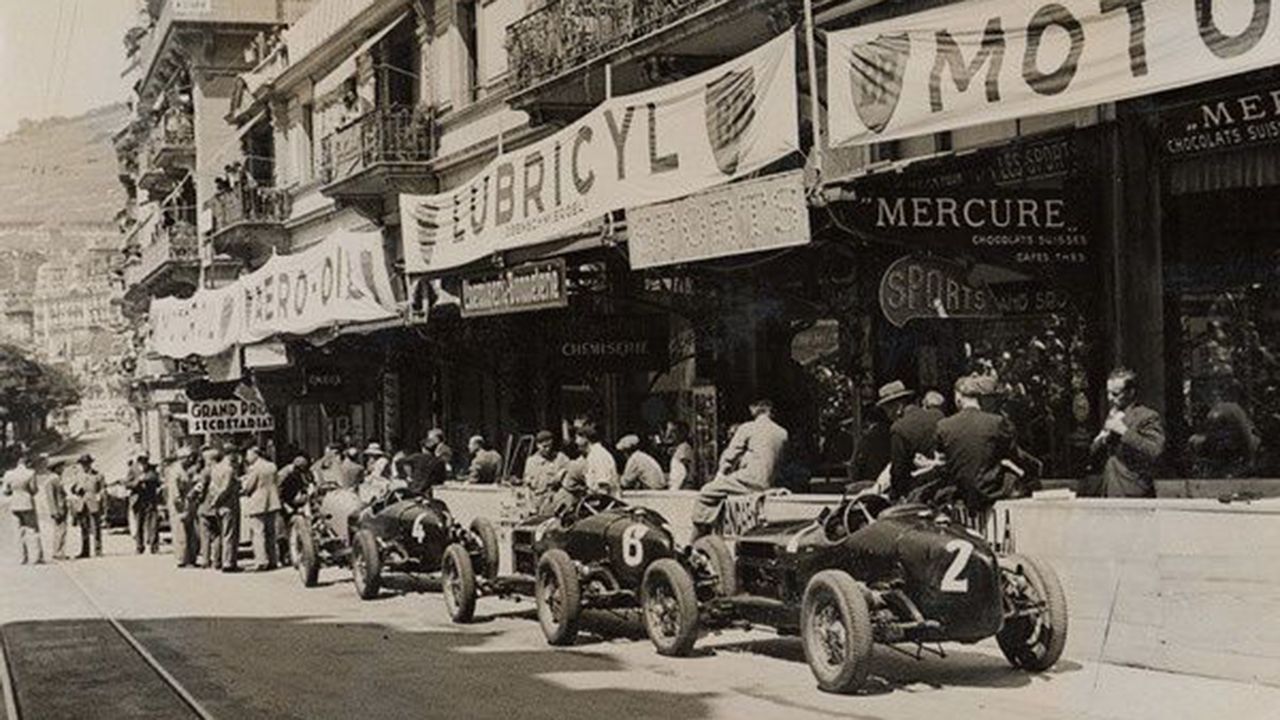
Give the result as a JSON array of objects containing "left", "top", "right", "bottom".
[
  {"left": 877, "top": 381, "right": 945, "bottom": 500},
  {"left": 401, "top": 436, "right": 448, "bottom": 497},
  {"left": 935, "top": 375, "right": 1017, "bottom": 511},
  {"left": 1092, "top": 368, "right": 1165, "bottom": 498},
  {"left": 209, "top": 446, "right": 242, "bottom": 572}
]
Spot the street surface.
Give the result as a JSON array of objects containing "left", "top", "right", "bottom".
[{"left": 2, "top": 428, "right": 1279, "bottom": 719}]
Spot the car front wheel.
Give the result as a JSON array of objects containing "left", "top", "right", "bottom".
[
  {"left": 442, "top": 543, "right": 478, "bottom": 623},
  {"left": 351, "top": 529, "right": 382, "bottom": 600},
  {"left": 801, "top": 570, "right": 874, "bottom": 694},
  {"left": 997, "top": 554, "right": 1068, "bottom": 672},
  {"left": 535, "top": 549, "right": 581, "bottom": 646},
  {"left": 692, "top": 535, "right": 737, "bottom": 597},
  {"left": 470, "top": 517, "right": 500, "bottom": 581},
  {"left": 290, "top": 515, "right": 319, "bottom": 588},
  {"left": 641, "top": 558, "right": 699, "bottom": 657}
]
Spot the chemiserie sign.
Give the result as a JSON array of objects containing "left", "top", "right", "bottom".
[
  {"left": 829, "top": 0, "right": 1280, "bottom": 146},
  {"left": 188, "top": 399, "right": 275, "bottom": 434}
]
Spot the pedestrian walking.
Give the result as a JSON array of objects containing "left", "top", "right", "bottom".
[
  {"left": 210, "top": 445, "right": 242, "bottom": 572},
  {"left": 195, "top": 446, "right": 222, "bottom": 569},
  {"left": 127, "top": 456, "right": 162, "bottom": 554},
  {"left": 68, "top": 454, "right": 105, "bottom": 558},
  {"left": 241, "top": 446, "right": 281, "bottom": 571},
  {"left": 617, "top": 435, "right": 667, "bottom": 490},
  {"left": 2, "top": 454, "right": 42, "bottom": 564},
  {"left": 34, "top": 455, "right": 69, "bottom": 560},
  {"left": 692, "top": 399, "right": 788, "bottom": 539},
  {"left": 1091, "top": 368, "right": 1166, "bottom": 498},
  {"left": 163, "top": 447, "right": 199, "bottom": 567}
]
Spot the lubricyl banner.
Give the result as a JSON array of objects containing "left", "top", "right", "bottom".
[
  {"left": 150, "top": 229, "right": 398, "bottom": 358},
  {"left": 400, "top": 31, "right": 798, "bottom": 273},
  {"left": 828, "top": 0, "right": 1280, "bottom": 146}
]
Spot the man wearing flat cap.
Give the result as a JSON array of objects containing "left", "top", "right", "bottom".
[
  {"left": 934, "top": 374, "right": 1017, "bottom": 512},
  {"left": 876, "top": 381, "right": 945, "bottom": 500}
]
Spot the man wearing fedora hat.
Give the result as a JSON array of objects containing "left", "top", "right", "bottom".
[
  {"left": 67, "top": 453, "right": 106, "bottom": 558},
  {"left": 876, "top": 381, "right": 945, "bottom": 500},
  {"left": 240, "top": 446, "right": 282, "bottom": 571},
  {"left": 163, "top": 446, "right": 200, "bottom": 567}
]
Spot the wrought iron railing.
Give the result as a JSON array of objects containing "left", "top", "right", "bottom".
[
  {"left": 208, "top": 186, "right": 291, "bottom": 234},
  {"left": 319, "top": 107, "right": 435, "bottom": 185},
  {"left": 506, "top": 0, "right": 723, "bottom": 91},
  {"left": 124, "top": 219, "right": 198, "bottom": 289}
]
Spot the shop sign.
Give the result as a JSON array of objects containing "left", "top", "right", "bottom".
[
  {"left": 400, "top": 32, "right": 798, "bottom": 273},
  {"left": 149, "top": 230, "right": 398, "bottom": 359},
  {"left": 790, "top": 319, "right": 841, "bottom": 365},
  {"left": 1159, "top": 83, "right": 1280, "bottom": 157},
  {"left": 460, "top": 259, "right": 568, "bottom": 318},
  {"left": 628, "top": 170, "right": 810, "bottom": 269},
  {"left": 828, "top": 0, "right": 1280, "bottom": 146},
  {"left": 879, "top": 256, "right": 999, "bottom": 328},
  {"left": 188, "top": 399, "right": 275, "bottom": 435},
  {"left": 557, "top": 316, "right": 669, "bottom": 371}
]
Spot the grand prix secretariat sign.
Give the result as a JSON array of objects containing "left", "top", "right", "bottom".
[
  {"left": 400, "top": 32, "right": 798, "bottom": 273},
  {"left": 188, "top": 398, "right": 275, "bottom": 435},
  {"left": 828, "top": 0, "right": 1280, "bottom": 146},
  {"left": 150, "top": 229, "right": 398, "bottom": 358}
]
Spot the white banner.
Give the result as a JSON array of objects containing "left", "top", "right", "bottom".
[
  {"left": 828, "top": 0, "right": 1280, "bottom": 146},
  {"left": 150, "top": 229, "right": 398, "bottom": 358},
  {"left": 188, "top": 398, "right": 275, "bottom": 435},
  {"left": 400, "top": 31, "right": 799, "bottom": 273}
]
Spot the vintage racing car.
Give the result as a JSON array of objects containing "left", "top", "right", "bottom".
[
  {"left": 289, "top": 484, "right": 498, "bottom": 611},
  {"left": 443, "top": 494, "right": 734, "bottom": 655},
  {"left": 646, "top": 493, "right": 1068, "bottom": 693}
]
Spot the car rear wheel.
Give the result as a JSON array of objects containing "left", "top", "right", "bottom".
[
  {"left": 442, "top": 543, "right": 478, "bottom": 623},
  {"left": 470, "top": 517, "right": 500, "bottom": 581},
  {"left": 535, "top": 549, "right": 581, "bottom": 646},
  {"left": 692, "top": 535, "right": 737, "bottom": 597},
  {"left": 351, "top": 529, "right": 382, "bottom": 600},
  {"left": 641, "top": 559, "right": 699, "bottom": 657},
  {"left": 997, "top": 554, "right": 1068, "bottom": 672},
  {"left": 290, "top": 515, "right": 319, "bottom": 588},
  {"left": 801, "top": 570, "right": 874, "bottom": 694}
]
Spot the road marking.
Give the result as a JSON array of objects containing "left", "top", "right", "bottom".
[{"left": 0, "top": 626, "right": 18, "bottom": 720}]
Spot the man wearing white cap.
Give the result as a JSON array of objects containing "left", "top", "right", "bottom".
[{"left": 617, "top": 435, "right": 667, "bottom": 490}]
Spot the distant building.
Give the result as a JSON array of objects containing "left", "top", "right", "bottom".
[{"left": 0, "top": 291, "right": 33, "bottom": 346}]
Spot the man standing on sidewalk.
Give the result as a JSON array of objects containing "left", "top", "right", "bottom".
[
  {"left": 240, "top": 446, "right": 281, "bottom": 571},
  {"left": 163, "top": 447, "right": 199, "bottom": 567},
  {"left": 2, "top": 454, "right": 42, "bottom": 564},
  {"left": 34, "top": 455, "right": 69, "bottom": 560},
  {"left": 128, "top": 456, "right": 162, "bottom": 554},
  {"left": 209, "top": 445, "right": 242, "bottom": 572},
  {"left": 1092, "top": 368, "right": 1166, "bottom": 498},
  {"left": 195, "top": 446, "right": 222, "bottom": 569},
  {"left": 68, "top": 454, "right": 105, "bottom": 558}
]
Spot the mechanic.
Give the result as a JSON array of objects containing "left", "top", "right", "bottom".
[
  {"left": 617, "top": 435, "right": 667, "bottom": 490},
  {"left": 523, "top": 430, "right": 569, "bottom": 515},
  {"left": 163, "top": 447, "right": 199, "bottom": 567},
  {"left": 241, "top": 446, "right": 282, "bottom": 571},
  {"left": 338, "top": 445, "right": 365, "bottom": 490},
  {"left": 576, "top": 422, "right": 619, "bottom": 496},
  {"left": 1090, "top": 367, "right": 1166, "bottom": 498},
  {"left": 311, "top": 442, "right": 346, "bottom": 490},
  {"left": 933, "top": 374, "right": 1017, "bottom": 514},
  {"left": 402, "top": 435, "right": 448, "bottom": 497},
  {"left": 465, "top": 436, "right": 504, "bottom": 484},
  {"left": 692, "top": 399, "right": 789, "bottom": 539}
]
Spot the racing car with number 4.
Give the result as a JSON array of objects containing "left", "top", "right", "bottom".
[
  {"left": 443, "top": 495, "right": 735, "bottom": 654},
  {"left": 646, "top": 493, "right": 1068, "bottom": 693}
]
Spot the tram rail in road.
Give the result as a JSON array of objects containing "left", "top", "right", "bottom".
[{"left": 0, "top": 563, "right": 215, "bottom": 720}]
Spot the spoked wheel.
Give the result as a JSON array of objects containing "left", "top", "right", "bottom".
[
  {"left": 290, "top": 515, "right": 319, "bottom": 588},
  {"left": 801, "top": 570, "right": 874, "bottom": 694},
  {"left": 997, "top": 554, "right": 1068, "bottom": 672},
  {"left": 470, "top": 517, "right": 500, "bottom": 581},
  {"left": 351, "top": 529, "right": 382, "bottom": 600},
  {"left": 692, "top": 535, "right": 737, "bottom": 597},
  {"left": 442, "top": 543, "right": 478, "bottom": 623},
  {"left": 641, "top": 559, "right": 699, "bottom": 657},
  {"left": 535, "top": 549, "right": 581, "bottom": 646}
]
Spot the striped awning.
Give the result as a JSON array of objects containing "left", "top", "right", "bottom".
[{"left": 1168, "top": 145, "right": 1280, "bottom": 195}]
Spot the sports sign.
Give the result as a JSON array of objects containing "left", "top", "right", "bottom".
[
  {"left": 188, "top": 399, "right": 275, "bottom": 435},
  {"left": 400, "top": 32, "right": 798, "bottom": 273},
  {"left": 828, "top": 0, "right": 1280, "bottom": 146}
]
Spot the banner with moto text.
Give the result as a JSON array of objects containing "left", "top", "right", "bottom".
[
  {"left": 828, "top": 0, "right": 1280, "bottom": 146},
  {"left": 149, "top": 229, "right": 398, "bottom": 358},
  {"left": 400, "top": 31, "right": 798, "bottom": 273}
]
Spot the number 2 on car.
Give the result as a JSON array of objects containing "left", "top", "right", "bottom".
[{"left": 941, "top": 539, "right": 973, "bottom": 593}]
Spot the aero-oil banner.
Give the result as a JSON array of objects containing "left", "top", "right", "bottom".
[
  {"left": 149, "top": 229, "right": 398, "bottom": 358},
  {"left": 828, "top": 0, "right": 1280, "bottom": 146},
  {"left": 399, "top": 31, "right": 798, "bottom": 274}
]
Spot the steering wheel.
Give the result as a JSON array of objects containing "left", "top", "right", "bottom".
[
  {"left": 576, "top": 494, "right": 618, "bottom": 517},
  {"left": 841, "top": 493, "right": 890, "bottom": 537}
]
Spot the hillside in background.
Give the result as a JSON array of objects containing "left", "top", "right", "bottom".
[{"left": 0, "top": 104, "right": 129, "bottom": 229}]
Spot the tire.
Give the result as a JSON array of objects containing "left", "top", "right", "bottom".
[
  {"left": 351, "top": 529, "right": 382, "bottom": 600},
  {"left": 692, "top": 535, "right": 737, "bottom": 597},
  {"left": 290, "top": 515, "right": 319, "bottom": 588},
  {"left": 470, "top": 517, "right": 500, "bottom": 581},
  {"left": 801, "top": 570, "right": 874, "bottom": 694},
  {"left": 535, "top": 549, "right": 581, "bottom": 646},
  {"left": 442, "top": 543, "right": 478, "bottom": 623},
  {"left": 997, "top": 554, "right": 1068, "bottom": 672},
  {"left": 641, "top": 559, "right": 700, "bottom": 657}
]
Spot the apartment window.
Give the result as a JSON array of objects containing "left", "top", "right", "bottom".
[
  {"left": 458, "top": 0, "right": 479, "bottom": 102},
  {"left": 301, "top": 102, "right": 315, "bottom": 182}
]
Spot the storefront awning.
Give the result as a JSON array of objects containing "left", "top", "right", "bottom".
[
  {"left": 314, "top": 12, "right": 410, "bottom": 101},
  {"left": 1168, "top": 145, "right": 1280, "bottom": 195}
]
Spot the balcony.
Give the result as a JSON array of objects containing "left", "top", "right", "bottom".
[
  {"left": 207, "top": 185, "right": 292, "bottom": 263},
  {"left": 505, "top": 0, "right": 787, "bottom": 109},
  {"left": 123, "top": 219, "right": 200, "bottom": 301},
  {"left": 318, "top": 107, "right": 437, "bottom": 215},
  {"left": 137, "top": 113, "right": 195, "bottom": 194}
]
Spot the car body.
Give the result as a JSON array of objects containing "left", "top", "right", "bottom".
[
  {"left": 653, "top": 493, "right": 1068, "bottom": 693},
  {"left": 444, "top": 495, "right": 730, "bottom": 654},
  {"left": 289, "top": 485, "right": 495, "bottom": 611}
]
